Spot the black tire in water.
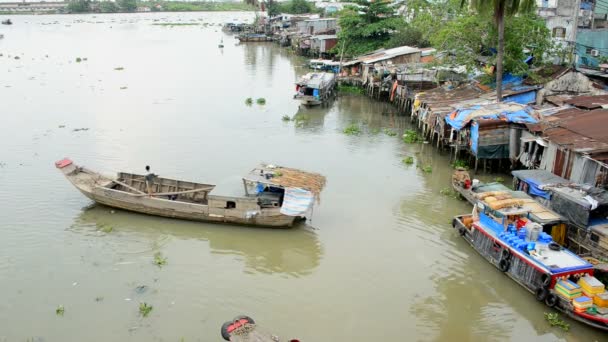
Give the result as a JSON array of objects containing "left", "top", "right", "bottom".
[
  {"left": 498, "top": 259, "right": 510, "bottom": 272},
  {"left": 452, "top": 218, "right": 457, "bottom": 228},
  {"left": 535, "top": 287, "right": 548, "bottom": 302},
  {"left": 459, "top": 227, "right": 466, "bottom": 236},
  {"left": 545, "top": 293, "right": 558, "bottom": 307}
]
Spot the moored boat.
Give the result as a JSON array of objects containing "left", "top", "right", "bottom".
[
  {"left": 453, "top": 206, "right": 608, "bottom": 331},
  {"left": 308, "top": 59, "right": 340, "bottom": 72},
  {"left": 294, "top": 72, "right": 336, "bottom": 106},
  {"left": 56, "top": 159, "right": 326, "bottom": 228},
  {"left": 452, "top": 168, "right": 569, "bottom": 245},
  {"left": 236, "top": 33, "right": 271, "bottom": 42}
]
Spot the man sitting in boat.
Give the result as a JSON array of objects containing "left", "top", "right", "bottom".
[{"left": 145, "top": 165, "right": 156, "bottom": 197}]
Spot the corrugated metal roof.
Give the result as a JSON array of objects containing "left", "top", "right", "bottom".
[
  {"left": 541, "top": 108, "right": 608, "bottom": 153},
  {"left": 343, "top": 46, "right": 421, "bottom": 66},
  {"left": 564, "top": 95, "right": 608, "bottom": 109}
]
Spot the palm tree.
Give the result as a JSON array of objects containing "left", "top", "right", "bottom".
[{"left": 461, "top": 0, "right": 534, "bottom": 101}]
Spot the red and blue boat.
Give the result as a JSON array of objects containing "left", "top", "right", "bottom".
[{"left": 453, "top": 206, "right": 608, "bottom": 331}]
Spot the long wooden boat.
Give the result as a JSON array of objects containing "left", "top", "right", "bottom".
[
  {"left": 453, "top": 210, "right": 608, "bottom": 331},
  {"left": 294, "top": 72, "right": 336, "bottom": 106},
  {"left": 56, "top": 159, "right": 326, "bottom": 228},
  {"left": 236, "top": 33, "right": 272, "bottom": 42}
]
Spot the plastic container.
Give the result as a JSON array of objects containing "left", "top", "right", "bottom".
[
  {"left": 529, "top": 224, "right": 542, "bottom": 241},
  {"left": 518, "top": 228, "right": 527, "bottom": 240},
  {"left": 517, "top": 241, "right": 527, "bottom": 250},
  {"left": 472, "top": 179, "right": 480, "bottom": 186},
  {"left": 527, "top": 242, "right": 535, "bottom": 251}
]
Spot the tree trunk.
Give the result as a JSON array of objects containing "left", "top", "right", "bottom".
[{"left": 496, "top": 3, "right": 505, "bottom": 102}]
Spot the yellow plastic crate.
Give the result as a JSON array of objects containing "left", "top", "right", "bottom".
[
  {"left": 579, "top": 276, "right": 605, "bottom": 295},
  {"left": 594, "top": 292, "right": 608, "bottom": 308}
]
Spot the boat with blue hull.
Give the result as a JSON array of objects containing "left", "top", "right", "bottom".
[{"left": 453, "top": 208, "right": 608, "bottom": 331}]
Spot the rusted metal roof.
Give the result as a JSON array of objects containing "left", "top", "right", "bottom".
[
  {"left": 541, "top": 108, "right": 608, "bottom": 153},
  {"left": 564, "top": 95, "right": 608, "bottom": 109}
]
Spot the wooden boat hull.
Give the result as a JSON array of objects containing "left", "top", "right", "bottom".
[
  {"left": 452, "top": 215, "right": 608, "bottom": 331},
  {"left": 58, "top": 162, "right": 298, "bottom": 228},
  {"left": 296, "top": 95, "right": 323, "bottom": 106}
]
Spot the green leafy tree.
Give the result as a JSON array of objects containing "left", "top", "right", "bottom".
[
  {"left": 67, "top": 0, "right": 91, "bottom": 13},
  {"left": 460, "top": 0, "right": 535, "bottom": 101},
  {"left": 267, "top": 0, "right": 316, "bottom": 16},
  {"left": 386, "top": 25, "right": 430, "bottom": 48},
  {"left": 337, "top": 0, "right": 405, "bottom": 56},
  {"left": 118, "top": 0, "right": 138, "bottom": 12},
  {"left": 431, "top": 12, "right": 551, "bottom": 76},
  {"left": 99, "top": 1, "right": 118, "bottom": 13},
  {"left": 287, "top": 0, "right": 314, "bottom": 14}
]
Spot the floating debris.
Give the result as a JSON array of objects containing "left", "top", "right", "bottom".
[
  {"left": 139, "top": 302, "right": 153, "bottom": 317},
  {"left": 76, "top": 57, "right": 82, "bottom": 63},
  {"left": 14, "top": 56, "right": 20, "bottom": 60},
  {"left": 383, "top": 128, "right": 397, "bottom": 137},
  {"left": 402, "top": 156, "right": 414, "bottom": 165},
  {"left": 256, "top": 98, "right": 266, "bottom": 105},
  {"left": 134, "top": 285, "right": 148, "bottom": 294},
  {"left": 544, "top": 312, "right": 569, "bottom": 331},
  {"left": 120, "top": 86, "right": 128, "bottom": 90},
  {"left": 58, "top": 125, "right": 65, "bottom": 128},
  {"left": 97, "top": 223, "right": 113, "bottom": 233},
  {"left": 95, "top": 296, "right": 104, "bottom": 302},
  {"left": 281, "top": 115, "right": 290, "bottom": 122},
  {"left": 245, "top": 97, "right": 253, "bottom": 105},
  {"left": 343, "top": 124, "right": 361, "bottom": 135},
  {"left": 114, "top": 67, "right": 124, "bottom": 71},
  {"left": 153, "top": 252, "right": 167, "bottom": 267},
  {"left": 403, "top": 130, "right": 421, "bottom": 143},
  {"left": 72, "top": 128, "right": 89, "bottom": 132},
  {"left": 55, "top": 305, "right": 65, "bottom": 316}
]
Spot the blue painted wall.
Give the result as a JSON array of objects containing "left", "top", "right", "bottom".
[{"left": 576, "top": 29, "right": 608, "bottom": 68}]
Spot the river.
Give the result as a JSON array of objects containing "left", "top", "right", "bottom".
[{"left": 0, "top": 11, "right": 604, "bottom": 342}]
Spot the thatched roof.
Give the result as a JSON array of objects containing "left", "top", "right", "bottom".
[{"left": 244, "top": 164, "right": 327, "bottom": 197}]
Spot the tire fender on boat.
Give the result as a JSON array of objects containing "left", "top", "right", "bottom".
[
  {"left": 501, "top": 248, "right": 511, "bottom": 261},
  {"left": 458, "top": 227, "right": 466, "bottom": 236},
  {"left": 498, "top": 258, "right": 510, "bottom": 272},
  {"left": 545, "top": 293, "right": 558, "bottom": 307},
  {"left": 535, "top": 287, "right": 548, "bottom": 301},
  {"left": 541, "top": 273, "right": 552, "bottom": 288}
]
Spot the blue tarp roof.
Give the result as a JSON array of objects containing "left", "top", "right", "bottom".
[{"left": 445, "top": 103, "right": 538, "bottom": 131}]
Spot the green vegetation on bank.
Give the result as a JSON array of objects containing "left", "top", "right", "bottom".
[
  {"left": 66, "top": 0, "right": 255, "bottom": 14},
  {"left": 336, "top": 0, "right": 554, "bottom": 80},
  {"left": 267, "top": 0, "right": 320, "bottom": 17}
]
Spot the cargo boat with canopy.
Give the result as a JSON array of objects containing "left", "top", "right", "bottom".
[
  {"left": 56, "top": 159, "right": 326, "bottom": 228},
  {"left": 452, "top": 202, "right": 608, "bottom": 331},
  {"left": 294, "top": 72, "right": 336, "bottom": 106},
  {"left": 451, "top": 168, "right": 569, "bottom": 245}
]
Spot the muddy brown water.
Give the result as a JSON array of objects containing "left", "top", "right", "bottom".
[{"left": 0, "top": 12, "right": 604, "bottom": 342}]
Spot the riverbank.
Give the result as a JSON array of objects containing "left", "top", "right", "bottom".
[
  {"left": 1, "top": 12, "right": 607, "bottom": 341},
  {"left": 0, "top": 1, "right": 255, "bottom": 16}
]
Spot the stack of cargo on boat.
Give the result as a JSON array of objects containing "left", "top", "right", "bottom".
[{"left": 453, "top": 200, "right": 608, "bottom": 331}]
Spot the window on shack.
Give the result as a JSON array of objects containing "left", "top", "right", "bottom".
[{"left": 552, "top": 27, "right": 566, "bottom": 38}]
